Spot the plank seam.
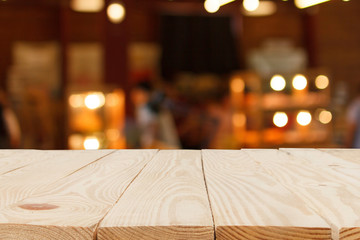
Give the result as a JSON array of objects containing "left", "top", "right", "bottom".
[
  {"left": 57, "top": 150, "right": 118, "bottom": 181},
  {"left": 92, "top": 149, "right": 160, "bottom": 240},
  {"left": 1, "top": 165, "right": 28, "bottom": 176},
  {"left": 200, "top": 150, "right": 216, "bottom": 240}
]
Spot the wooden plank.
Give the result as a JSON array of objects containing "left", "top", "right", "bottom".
[
  {"left": 98, "top": 150, "right": 213, "bottom": 240},
  {"left": 0, "top": 150, "right": 56, "bottom": 175},
  {"left": 282, "top": 148, "right": 360, "bottom": 240},
  {"left": 320, "top": 149, "right": 360, "bottom": 164},
  {"left": 0, "top": 150, "right": 157, "bottom": 240},
  {"left": 245, "top": 149, "right": 360, "bottom": 240},
  {"left": 0, "top": 150, "right": 114, "bottom": 208},
  {"left": 202, "top": 150, "right": 330, "bottom": 240}
]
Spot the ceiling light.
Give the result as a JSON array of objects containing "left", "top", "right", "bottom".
[
  {"left": 70, "top": 0, "right": 104, "bottom": 12},
  {"left": 107, "top": 1, "right": 126, "bottom": 24},
  {"left": 294, "top": 0, "right": 330, "bottom": 9}
]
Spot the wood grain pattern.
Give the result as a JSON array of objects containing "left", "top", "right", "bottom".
[
  {"left": 0, "top": 150, "right": 157, "bottom": 240},
  {"left": 282, "top": 148, "right": 360, "bottom": 240},
  {"left": 0, "top": 150, "right": 113, "bottom": 208},
  {"left": 0, "top": 150, "right": 56, "bottom": 175},
  {"left": 98, "top": 150, "right": 213, "bottom": 240},
  {"left": 320, "top": 149, "right": 360, "bottom": 164},
  {"left": 245, "top": 149, "right": 360, "bottom": 240},
  {"left": 202, "top": 150, "right": 330, "bottom": 240}
]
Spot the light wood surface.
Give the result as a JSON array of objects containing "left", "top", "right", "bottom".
[
  {"left": 0, "top": 150, "right": 113, "bottom": 208},
  {"left": 0, "top": 150, "right": 157, "bottom": 239},
  {"left": 202, "top": 150, "right": 330, "bottom": 240},
  {"left": 245, "top": 149, "right": 360, "bottom": 240},
  {"left": 0, "top": 149, "right": 359, "bottom": 240},
  {"left": 0, "top": 150, "right": 56, "bottom": 175},
  {"left": 320, "top": 148, "right": 360, "bottom": 164},
  {"left": 98, "top": 150, "right": 214, "bottom": 240}
]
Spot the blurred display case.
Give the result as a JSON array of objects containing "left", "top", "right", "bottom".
[
  {"left": 67, "top": 86, "right": 126, "bottom": 149},
  {"left": 230, "top": 69, "right": 333, "bottom": 148}
]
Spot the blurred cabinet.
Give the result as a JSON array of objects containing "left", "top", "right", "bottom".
[{"left": 230, "top": 69, "right": 333, "bottom": 148}]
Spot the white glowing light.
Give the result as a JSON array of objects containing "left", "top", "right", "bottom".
[
  {"left": 83, "top": 137, "right": 100, "bottom": 150},
  {"left": 318, "top": 109, "right": 332, "bottom": 124},
  {"left": 107, "top": 2, "right": 126, "bottom": 23},
  {"left": 69, "top": 94, "right": 83, "bottom": 108},
  {"left": 270, "top": 75, "right": 286, "bottom": 91},
  {"left": 243, "top": 0, "right": 260, "bottom": 12},
  {"left": 85, "top": 92, "right": 105, "bottom": 110},
  {"left": 297, "top": 111, "right": 312, "bottom": 126},
  {"left": 292, "top": 74, "right": 308, "bottom": 90},
  {"left": 204, "top": 0, "right": 220, "bottom": 13},
  {"left": 273, "top": 112, "right": 288, "bottom": 128},
  {"left": 315, "top": 75, "right": 329, "bottom": 90},
  {"left": 231, "top": 78, "right": 245, "bottom": 93},
  {"left": 295, "top": 0, "right": 330, "bottom": 9}
]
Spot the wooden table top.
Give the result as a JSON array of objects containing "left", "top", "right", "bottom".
[{"left": 0, "top": 149, "right": 359, "bottom": 240}]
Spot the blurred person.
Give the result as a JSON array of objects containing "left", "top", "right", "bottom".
[
  {"left": 346, "top": 85, "right": 360, "bottom": 148},
  {"left": 0, "top": 90, "right": 21, "bottom": 148},
  {"left": 130, "top": 81, "right": 180, "bottom": 149}
]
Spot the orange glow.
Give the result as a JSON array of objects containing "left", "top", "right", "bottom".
[{"left": 231, "top": 78, "right": 245, "bottom": 93}]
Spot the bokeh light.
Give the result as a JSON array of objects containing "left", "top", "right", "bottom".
[
  {"left": 232, "top": 113, "right": 246, "bottom": 127},
  {"left": 243, "top": 0, "right": 260, "bottom": 11},
  {"left": 204, "top": 0, "right": 220, "bottom": 13},
  {"left": 318, "top": 109, "right": 332, "bottom": 124},
  {"left": 84, "top": 92, "right": 105, "bottom": 110},
  {"left": 270, "top": 75, "right": 286, "bottom": 91},
  {"left": 107, "top": 2, "right": 126, "bottom": 23},
  {"left": 292, "top": 74, "right": 308, "bottom": 90},
  {"left": 231, "top": 77, "right": 245, "bottom": 93},
  {"left": 273, "top": 112, "right": 288, "bottom": 128},
  {"left": 83, "top": 137, "right": 100, "bottom": 150},
  {"left": 69, "top": 94, "right": 83, "bottom": 108},
  {"left": 297, "top": 111, "right": 312, "bottom": 126},
  {"left": 315, "top": 75, "right": 329, "bottom": 90}
]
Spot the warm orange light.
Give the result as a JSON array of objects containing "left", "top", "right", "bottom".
[
  {"left": 318, "top": 109, "right": 332, "bottom": 124},
  {"left": 231, "top": 78, "right": 245, "bottom": 93},
  {"left": 242, "top": 1, "right": 277, "bottom": 16},
  {"left": 232, "top": 113, "right": 246, "bottom": 127},
  {"left": 107, "top": 2, "right": 126, "bottom": 23},
  {"left": 68, "top": 134, "right": 83, "bottom": 149},
  {"left": 70, "top": 0, "right": 104, "bottom": 12},
  {"left": 69, "top": 94, "right": 84, "bottom": 108},
  {"left": 315, "top": 75, "right": 329, "bottom": 90}
]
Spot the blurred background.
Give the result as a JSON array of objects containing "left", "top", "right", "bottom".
[{"left": 0, "top": 0, "right": 359, "bottom": 150}]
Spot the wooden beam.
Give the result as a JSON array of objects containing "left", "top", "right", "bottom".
[
  {"left": 0, "top": 150, "right": 157, "bottom": 239},
  {"left": 98, "top": 150, "right": 213, "bottom": 240},
  {"left": 203, "top": 149, "right": 330, "bottom": 240}
]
